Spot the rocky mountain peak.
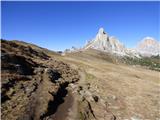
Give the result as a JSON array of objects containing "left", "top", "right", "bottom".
[
  {"left": 136, "top": 37, "right": 160, "bottom": 56},
  {"left": 138, "top": 37, "right": 158, "bottom": 47},
  {"left": 98, "top": 27, "right": 105, "bottom": 34},
  {"left": 84, "top": 28, "right": 126, "bottom": 55},
  {"left": 83, "top": 28, "right": 159, "bottom": 57}
]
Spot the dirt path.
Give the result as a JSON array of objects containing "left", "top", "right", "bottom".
[
  {"left": 46, "top": 90, "right": 74, "bottom": 120},
  {"left": 44, "top": 62, "right": 87, "bottom": 120},
  {"left": 66, "top": 68, "right": 87, "bottom": 120}
]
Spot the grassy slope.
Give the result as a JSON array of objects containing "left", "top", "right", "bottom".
[{"left": 62, "top": 49, "right": 160, "bottom": 120}]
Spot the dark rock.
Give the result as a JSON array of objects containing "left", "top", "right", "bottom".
[{"left": 92, "top": 95, "right": 99, "bottom": 102}]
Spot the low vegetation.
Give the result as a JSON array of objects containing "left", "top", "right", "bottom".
[{"left": 122, "top": 55, "right": 160, "bottom": 71}]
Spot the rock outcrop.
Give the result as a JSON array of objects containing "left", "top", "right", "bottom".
[{"left": 84, "top": 28, "right": 126, "bottom": 56}]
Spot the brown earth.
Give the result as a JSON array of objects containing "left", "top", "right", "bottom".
[
  {"left": 1, "top": 40, "right": 160, "bottom": 120},
  {"left": 62, "top": 49, "right": 160, "bottom": 120},
  {"left": 1, "top": 40, "right": 79, "bottom": 120}
]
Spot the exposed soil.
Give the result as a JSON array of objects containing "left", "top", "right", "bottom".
[
  {"left": 1, "top": 40, "right": 79, "bottom": 120},
  {"left": 45, "top": 90, "right": 74, "bottom": 120},
  {"left": 1, "top": 40, "right": 159, "bottom": 120}
]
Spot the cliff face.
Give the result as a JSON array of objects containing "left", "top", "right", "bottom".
[{"left": 85, "top": 28, "right": 126, "bottom": 55}]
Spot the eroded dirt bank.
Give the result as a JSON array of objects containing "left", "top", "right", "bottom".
[
  {"left": 1, "top": 40, "right": 79, "bottom": 120},
  {"left": 45, "top": 90, "right": 74, "bottom": 120}
]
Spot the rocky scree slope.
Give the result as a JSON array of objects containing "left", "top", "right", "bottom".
[{"left": 1, "top": 40, "right": 79, "bottom": 120}]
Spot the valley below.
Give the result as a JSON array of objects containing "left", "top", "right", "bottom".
[{"left": 1, "top": 40, "right": 160, "bottom": 120}]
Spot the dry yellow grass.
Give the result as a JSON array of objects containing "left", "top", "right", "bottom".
[{"left": 61, "top": 49, "right": 160, "bottom": 120}]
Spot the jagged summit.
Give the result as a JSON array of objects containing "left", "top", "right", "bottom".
[
  {"left": 98, "top": 27, "right": 106, "bottom": 34},
  {"left": 84, "top": 28, "right": 126, "bottom": 55}
]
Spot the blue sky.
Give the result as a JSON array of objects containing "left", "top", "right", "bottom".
[{"left": 1, "top": 1, "right": 160, "bottom": 51}]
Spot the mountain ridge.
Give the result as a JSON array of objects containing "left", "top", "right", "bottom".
[{"left": 82, "top": 28, "right": 160, "bottom": 57}]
